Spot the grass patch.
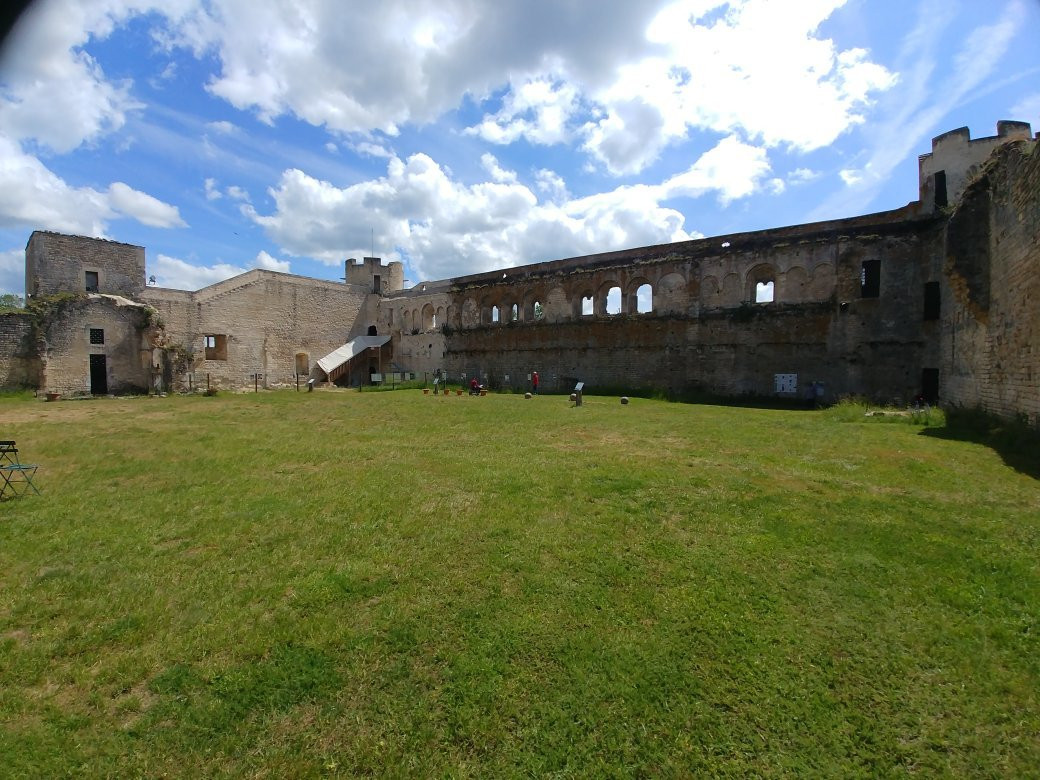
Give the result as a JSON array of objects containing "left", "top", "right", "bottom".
[{"left": 1, "top": 391, "right": 1038, "bottom": 775}]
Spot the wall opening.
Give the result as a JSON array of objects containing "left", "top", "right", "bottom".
[
  {"left": 923, "top": 281, "right": 940, "bottom": 320},
  {"left": 860, "top": 259, "right": 880, "bottom": 298},
  {"left": 85, "top": 271, "right": 99, "bottom": 293},
  {"left": 511, "top": 303, "right": 519, "bottom": 321},
  {"left": 636, "top": 284, "right": 652, "bottom": 313},
  {"left": 367, "top": 324, "right": 378, "bottom": 336},
  {"left": 921, "top": 368, "right": 939, "bottom": 403},
  {"left": 295, "top": 352, "right": 309, "bottom": 375},
  {"left": 934, "top": 171, "right": 948, "bottom": 209},
  {"left": 89, "top": 328, "right": 105, "bottom": 345},
  {"left": 605, "top": 286, "right": 621, "bottom": 315},
  {"left": 422, "top": 303, "right": 435, "bottom": 330},
  {"left": 204, "top": 334, "right": 228, "bottom": 361},
  {"left": 373, "top": 274, "right": 381, "bottom": 294},
  {"left": 581, "top": 296, "right": 593, "bottom": 316},
  {"left": 755, "top": 280, "right": 775, "bottom": 303},
  {"left": 89, "top": 354, "right": 107, "bottom": 394},
  {"left": 533, "top": 301, "right": 544, "bottom": 320},
  {"left": 492, "top": 305, "right": 500, "bottom": 323}
]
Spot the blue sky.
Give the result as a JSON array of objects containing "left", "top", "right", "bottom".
[{"left": 1, "top": 0, "right": 1038, "bottom": 295}]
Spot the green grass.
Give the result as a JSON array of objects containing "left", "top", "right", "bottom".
[{"left": 1, "top": 390, "right": 1038, "bottom": 777}]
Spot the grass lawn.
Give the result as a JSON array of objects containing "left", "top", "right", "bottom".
[{"left": 1, "top": 390, "right": 1038, "bottom": 777}]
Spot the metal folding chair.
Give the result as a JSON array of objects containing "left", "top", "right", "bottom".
[{"left": 0, "top": 441, "right": 40, "bottom": 499}]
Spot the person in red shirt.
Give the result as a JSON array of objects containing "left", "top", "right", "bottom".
[{"left": 532, "top": 371, "right": 539, "bottom": 394}]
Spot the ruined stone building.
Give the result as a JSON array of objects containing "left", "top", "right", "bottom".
[{"left": 1, "top": 121, "right": 1037, "bottom": 425}]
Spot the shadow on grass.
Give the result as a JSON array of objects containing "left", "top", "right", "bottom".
[{"left": 920, "top": 409, "right": 1040, "bottom": 479}]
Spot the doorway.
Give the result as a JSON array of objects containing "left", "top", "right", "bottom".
[{"left": 90, "top": 354, "right": 108, "bottom": 394}]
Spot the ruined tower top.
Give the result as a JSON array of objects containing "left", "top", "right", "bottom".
[
  {"left": 344, "top": 256, "right": 404, "bottom": 295},
  {"left": 918, "top": 120, "right": 1035, "bottom": 211}
]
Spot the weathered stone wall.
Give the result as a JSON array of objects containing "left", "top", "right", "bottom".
[
  {"left": 140, "top": 271, "right": 370, "bottom": 390},
  {"left": 918, "top": 122, "right": 1034, "bottom": 211},
  {"left": 942, "top": 140, "right": 1040, "bottom": 424},
  {"left": 0, "top": 312, "right": 37, "bottom": 387},
  {"left": 37, "top": 296, "right": 155, "bottom": 396},
  {"left": 25, "top": 232, "right": 145, "bottom": 300},
  {"left": 440, "top": 213, "right": 942, "bottom": 402}
]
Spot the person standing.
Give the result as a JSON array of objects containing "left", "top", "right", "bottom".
[{"left": 532, "top": 371, "right": 539, "bottom": 394}]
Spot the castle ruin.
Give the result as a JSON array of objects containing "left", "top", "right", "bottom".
[{"left": 1, "top": 121, "right": 1037, "bottom": 424}]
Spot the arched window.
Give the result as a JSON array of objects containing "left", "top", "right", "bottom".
[
  {"left": 581, "top": 296, "right": 593, "bottom": 316},
  {"left": 606, "top": 286, "right": 621, "bottom": 315},
  {"left": 367, "top": 325, "right": 378, "bottom": 336},
  {"left": 511, "top": 303, "right": 519, "bottom": 321},
  {"left": 533, "top": 300, "right": 544, "bottom": 320},
  {"left": 636, "top": 284, "right": 652, "bottom": 313},
  {"left": 755, "top": 280, "right": 775, "bottom": 303},
  {"left": 492, "top": 305, "right": 500, "bottom": 323}
]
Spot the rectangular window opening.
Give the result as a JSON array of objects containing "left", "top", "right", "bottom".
[
  {"left": 923, "top": 281, "right": 940, "bottom": 320},
  {"left": 373, "top": 275, "right": 381, "bottom": 294},
  {"left": 85, "top": 271, "right": 99, "bottom": 293},
  {"left": 934, "top": 170, "right": 948, "bottom": 209},
  {"left": 89, "top": 328, "right": 104, "bottom": 345},
  {"left": 204, "top": 334, "right": 228, "bottom": 361},
  {"left": 860, "top": 259, "right": 880, "bottom": 299}
]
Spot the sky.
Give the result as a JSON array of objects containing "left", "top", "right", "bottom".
[{"left": 0, "top": 0, "right": 1038, "bottom": 296}]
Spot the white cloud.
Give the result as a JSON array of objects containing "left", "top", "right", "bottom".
[
  {"left": 480, "top": 153, "right": 518, "bottom": 183},
  {"left": 0, "top": 0, "right": 157, "bottom": 152},
  {"left": 0, "top": 134, "right": 113, "bottom": 234},
  {"left": 205, "top": 120, "right": 237, "bottom": 135},
  {"left": 324, "top": 142, "right": 338, "bottom": 154},
  {"left": 151, "top": 253, "right": 248, "bottom": 289},
  {"left": 659, "top": 135, "right": 771, "bottom": 203},
  {"left": 204, "top": 177, "right": 222, "bottom": 200},
  {"left": 0, "top": 133, "right": 187, "bottom": 234},
  {"left": 467, "top": 77, "right": 579, "bottom": 146},
  {"left": 150, "top": 248, "right": 289, "bottom": 289},
  {"left": 534, "top": 169, "right": 568, "bottom": 203},
  {"left": 108, "top": 182, "right": 187, "bottom": 227},
  {"left": 0, "top": 248, "right": 24, "bottom": 295},
  {"left": 352, "top": 141, "right": 393, "bottom": 158},
  {"left": 246, "top": 136, "right": 768, "bottom": 281},
  {"left": 254, "top": 249, "right": 290, "bottom": 272},
  {"left": 1, "top": 0, "right": 894, "bottom": 180},
  {"left": 226, "top": 185, "right": 250, "bottom": 201},
  {"left": 812, "top": 0, "right": 1027, "bottom": 217},
  {"left": 789, "top": 167, "right": 820, "bottom": 184},
  {"left": 1010, "top": 92, "right": 1040, "bottom": 125}
]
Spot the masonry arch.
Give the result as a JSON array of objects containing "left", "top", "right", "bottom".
[
  {"left": 656, "top": 272, "right": 686, "bottom": 314},
  {"left": 522, "top": 287, "right": 545, "bottom": 321},
  {"left": 784, "top": 266, "right": 808, "bottom": 303},
  {"left": 809, "top": 263, "right": 836, "bottom": 300},
  {"left": 747, "top": 264, "right": 777, "bottom": 304},
  {"left": 544, "top": 285, "right": 568, "bottom": 322},
  {"left": 721, "top": 273, "right": 742, "bottom": 306},
  {"left": 701, "top": 275, "right": 720, "bottom": 306},
  {"left": 626, "top": 277, "right": 653, "bottom": 314},
  {"left": 421, "top": 303, "right": 435, "bottom": 330},
  {"left": 402, "top": 309, "right": 412, "bottom": 332},
  {"left": 461, "top": 298, "right": 480, "bottom": 328},
  {"left": 436, "top": 306, "right": 445, "bottom": 328},
  {"left": 575, "top": 288, "right": 595, "bottom": 318}
]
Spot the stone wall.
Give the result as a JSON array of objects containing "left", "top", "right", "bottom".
[
  {"left": 37, "top": 295, "right": 155, "bottom": 396},
  {"left": 942, "top": 139, "right": 1040, "bottom": 423},
  {"left": 25, "top": 232, "right": 145, "bottom": 300},
  {"left": 439, "top": 212, "right": 942, "bottom": 402},
  {"left": 0, "top": 312, "right": 37, "bottom": 387},
  {"left": 139, "top": 271, "right": 370, "bottom": 390}
]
